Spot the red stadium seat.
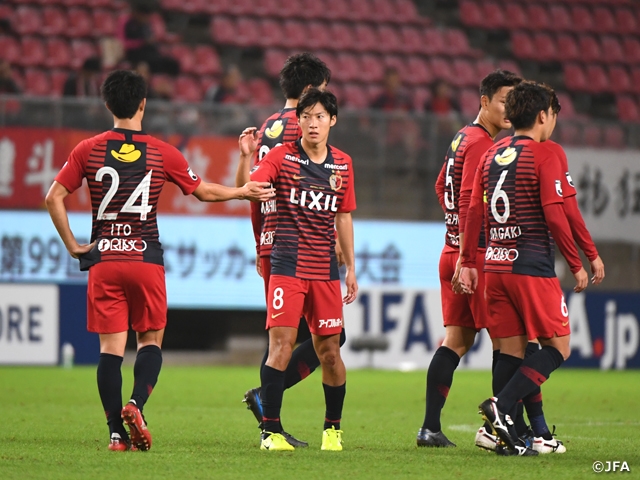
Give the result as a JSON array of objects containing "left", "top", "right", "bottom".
[
  {"left": 359, "top": 54, "right": 385, "bottom": 83},
  {"left": 280, "top": 20, "right": 306, "bottom": 49},
  {"left": 349, "top": 0, "right": 375, "bottom": 22},
  {"left": 371, "top": 0, "right": 396, "bottom": 23},
  {"left": 557, "top": 123, "right": 580, "bottom": 146},
  {"left": 227, "top": 0, "right": 253, "bottom": 16},
  {"left": 0, "top": 36, "right": 21, "bottom": 64},
  {"left": 0, "top": 4, "right": 12, "bottom": 21},
  {"left": 404, "top": 56, "right": 432, "bottom": 86},
  {"left": 630, "top": 68, "right": 640, "bottom": 95},
  {"left": 532, "top": 33, "right": 556, "bottom": 62},
  {"left": 616, "top": 95, "right": 639, "bottom": 122},
  {"left": 193, "top": 45, "right": 220, "bottom": 76},
  {"left": 451, "top": 58, "right": 475, "bottom": 87},
  {"left": 511, "top": 32, "right": 535, "bottom": 60},
  {"left": 422, "top": 29, "right": 446, "bottom": 56},
  {"left": 570, "top": 5, "right": 594, "bottom": 32},
  {"left": 563, "top": 63, "right": 588, "bottom": 91},
  {"left": 578, "top": 35, "right": 602, "bottom": 63},
  {"left": 69, "top": 39, "right": 98, "bottom": 69},
  {"left": 174, "top": 76, "right": 202, "bottom": 102},
  {"left": 13, "top": 6, "right": 42, "bottom": 36},
  {"left": 556, "top": 92, "right": 576, "bottom": 119},
  {"left": 603, "top": 125, "right": 625, "bottom": 148},
  {"left": 210, "top": 16, "right": 235, "bottom": 45},
  {"left": 352, "top": 23, "right": 378, "bottom": 53},
  {"left": 330, "top": 23, "right": 356, "bottom": 51},
  {"left": 247, "top": 78, "right": 274, "bottom": 106},
  {"left": 504, "top": 3, "right": 528, "bottom": 30},
  {"left": 325, "top": 0, "right": 350, "bottom": 21},
  {"left": 204, "top": 0, "right": 232, "bottom": 15},
  {"left": 600, "top": 37, "right": 624, "bottom": 64},
  {"left": 383, "top": 54, "right": 405, "bottom": 72},
  {"left": 263, "top": 49, "right": 288, "bottom": 78},
  {"left": 608, "top": 65, "right": 631, "bottom": 94},
  {"left": 333, "top": 53, "right": 360, "bottom": 83},
  {"left": 459, "top": 1, "right": 483, "bottom": 28},
  {"left": 549, "top": 5, "right": 572, "bottom": 32},
  {"left": 151, "top": 12, "right": 179, "bottom": 43},
  {"left": 44, "top": 38, "right": 72, "bottom": 69},
  {"left": 306, "top": 21, "right": 332, "bottom": 51},
  {"left": 169, "top": 44, "right": 195, "bottom": 74},
  {"left": 584, "top": 64, "right": 608, "bottom": 93},
  {"left": 444, "top": 29, "right": 471, "bottom": 57},
  {"left": 592, "top": 7, "right": 617, "bottom": 34},
  {"left": 258, "top": 19, "right": 283, "bottom": 48},
  {"left": 430, "top": 57, "right": 454, "bottom": 83},
  {"left": 236, "top": 17, "right": 261, "bottom": 48},
  {"left": 342, "top": 83, "right": 369, "bottom": 109},
  {"left": 19, "top": 37, "right": 46, "bottom": 67},
  {"left": 376, "top": 25, "right": 402, "bottom": 54},
  {"left": 583, "top": 125, "right": 602, "bottom": 147},
  {"left": 395, "top": 0, "right": 421, "bottom": 24},
  {"left": 41, "top": 7, "right": 66, "bottom": 36},
  {"left": 496, "top": 59, "right": 521, "bottom": 76},
  {"left": 50, "top": 69, "right": 68, "bottom": 96},
  {"left": 24, "top": 69, "right": 51, "bottom": 96},
  {"left": 459, "top": 88, "right": 480, "bottom": 119},
  {"left": 482, "top": 3, "right": 506, "bottom": 29},
  {"left": 412, "top": 86, "right": 432, "bottom": 113},
  {"left": 623, "top": 38, "right": 640, "bottom": 65},
  {"left": 400, "top": 26, "right": 424, "bottom": 55},
  {"left": 299, "top": 0, "right": 327, "bottom": 21},
  {"left": 556, "top": 34, "right": 580, "bottom": 61},
  {"left": 475, "top": 59, "right": 496, "bottom": 79},
  {"left": 92, "top": 9, "right": 117, "bottom": 37},
  {"left": 66, "top": 8, "right": 93, "bottom": 38},
  {"left": 614, "top": 8, "right": 638, "bottom": 35},
  {"left": 526, "top": 5, "right": 551, "bottom": 31}
]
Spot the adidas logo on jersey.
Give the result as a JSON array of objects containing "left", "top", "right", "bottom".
[{"left": 289, "top": 188, "right": 338, "bottom": 212}]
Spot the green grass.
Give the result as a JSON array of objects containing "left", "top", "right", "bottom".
[{"left": 0, "top": 367, "right": 638, "bottom": 479}]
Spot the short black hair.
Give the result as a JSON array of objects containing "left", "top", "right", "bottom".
[
  {"left": 296, "top": 88, "right": 338, "bottom": 118},
  {"left": 505, "top": 81, "right": 560, "bottom": 130},
  {"left": 479, "top": 69, "right": 523, "bottom": 100},
  {"left": 100, "top": 70, "right": 147, "bottom": 119},
  {"left": 279, "top": 53, "right": 331, "bottom": 100}
]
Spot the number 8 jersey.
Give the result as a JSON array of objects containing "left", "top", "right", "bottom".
[{"left": 55, "top": 128, "right": 202, "bottom": 270}]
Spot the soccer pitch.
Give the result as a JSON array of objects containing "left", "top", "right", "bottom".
[{"left": 1, "top": 367, "right": 638, "bottom": 479}]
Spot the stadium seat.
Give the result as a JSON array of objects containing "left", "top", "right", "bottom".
[
  {"left": 210, "top": 16, "right": 235, "bottom": 45},
  {"left": 444, "top": 29, "right": 472, "bottom": 57},
  {"left": 66, "top": 8, "right": 93, "bottom": 38},
  {"left": 151, "top": 12, "right": 179, "bottom": 43},
  {"left": 330, "top": 23, "right": 356, "bottom": 51},
  {"left": 173, "top": 76, "right": 202, "bottom": 102},
  {"left": 623, "top": 38, "right": 640, "bottom": 65},
  {"left": 227, "top": 0, "right": 253, "bottom": 16},
  {"left": 556, "top": 92, "right": 576, "bottom": 119},
  {"left": 348, "top": 0, "right": 375, "bottom": 22},
  {"left": 511, "top": 32, "right": 535, "bottom": 60},
  {"left": 532, "top": 33, "right": 556, "bottom": 62},
  {"left": 342, "top": 83, "right": 369, "bottom": 109},
  {"left": 333, "top": 53, "right": 360, "bottom": 83},
  {"left": 169, "top": 44, "right": 195, "bottom": 74},
  {"left": 630, "top": 68, "right": 640, "bottom": 95},
  {"left": 603, "top": 125, "right": 625, "bottom": 148},
  {"left": 50, "top": 69, "right": 68, "bottom": 96},
  {"left": 459, "top": 88, "right": 480, "bottom": 119},
  {"left": 44, "top": 38, "right": 72, "bottom": 69},
  {"left": 557, "top": 123, "right": 580, "bottom": 145},
  {"left": 504, "top": 3, "right": 528, "bottom": 30},
  {"left": 92, "top": 9, "right": 117, "bottom": 37},
  {"left": 570, "top": 5, "right": 594, "bottom": 32},
  {"left": 482, "top": 3, "right": 506, "bottom": 29},
  {"left": 299, "top": 0, "right": 327, "bottom": 21},
  {"left": 19, "top": 37, "right": 46, "bottom": 67},
  {"left": 376, "top": 25, "right": 402, "bottom": 53},
  {"left": 578, "top": 35, "right": 602, "bottom": 63},
  {"left": 199, "top": 76, "right": 217, "bottom": 96},
  {"left": 395, "top": 0, "right": 422, "bottom": 25},
  {"left": 325, "top": 0, "right": 350, "bottom": 21},
  {"left": 24, "top": 69, "right": 51, "bottom": 96},
  {"left": 614, "top": 8, "right": 638, "bottom": 35},
  {"left": 69, "top": 39, "right": 98, "bottom": 69},
  {"left": 13, "top": 6, "right": 42, "bottom": 36},
  {"left": 496, "top": 59, "right": 521, "bottom": 75},
  {"left": 0, "top": 36, "right": 21, "bottom": 64},
  {"left": 556, "top": 34, "right": 580, "bottom": 61},
  {"left": 263, "top": 49, "right": 288, "bottom": 78},
  {"left": 608, "top": 65, "right": 631, "bottom": 94},
  {"left": 204, "top": 0, "right": 232, "bottom": 15},
  {"left": 400, "top": 26, "right": 424, "bottom": 55},
  {"left": 258, "top": 19, "right": 283, "bottom": 48},
  {"left": 475, "top": 59, "right": 496, "bottom": 79},
  {"left": 616, "top": 95, "right": 639, "bottom": 122},
  {"left": 352, "top": 23, "right": 378, "bottom": 53},
  {"left": 526, "top": 4, "right": 551, "bottom": 31},
  {"left": 383, "top": 54, "right": 405, "bottom": 73},
  {"left": 412, "top": 86, "right": 432, "bottom": 113},
  {"left": 592, "top": 7, "right": 617, "bottom": 34},
  {"left": 584, "top": 64, "right": 608, "bottom": 94},
  {"left": 306, "top": 21, "right": 332, "bottom": 51},
  {"left": 451, "top": 58, "right": 475, "bottom": 87},
  {"left": 192, "top": 45, "right": 221, "bottom": 76},
  {"left": 359, "top": 54, "right": 385, "bottom": 83},
  {"left": 247, "top": 78, "right": 274, "bottom": 106},
  {"left": 365, "top": 83, "right": 383, "bottom": 105},
  {"left": 41, "top": 7, "right": 66, "bottom": 36},
  {"left": 235, "top": 18, "right": 261, "bottom": 48},
  {"left": 549, "top": 5, "right": 572, "bottom": 32},
  {"left": 563, "top": 63, "right": 588, "bottom": 91},
  {"left": 430, "top": 57, "right": 454, "bottom": 83},
  {"left": 459, "top": 1, "right": 483, "bottom": 27},
  {"left": 370, "top": 0, "right": 396, "bottom": 23},
  {"left": 422, "top": 29, "right": 445, "bottom": 56},
  {"left": 583, "top": 125, "right": 602, "bottom": 147},
  {"left": 600, "top": 36, "right": 625, "bottom": 64},
  {"left": 405, "top": 56, "right": 432, "bottom": 86},
  {"left": 0, "top": 4, "right": 12, "bottom": 21}
]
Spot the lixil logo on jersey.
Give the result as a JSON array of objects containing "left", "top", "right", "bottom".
[{"left": 289, "top": 188, "right": 339, "bottom": 212}]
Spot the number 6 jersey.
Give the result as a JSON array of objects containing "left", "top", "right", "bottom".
[{"left": 55, "top": 128, "right": 202, "bottom": 269}]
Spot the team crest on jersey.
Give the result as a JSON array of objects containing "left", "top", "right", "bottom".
[
  {"left": 555, "top": 180, "right": 563, "bottom": 197},
  {"left": 265, "top": 119, "right": 286, "bottom": 140},
  {"left": 566, "top": 172, "right": 574, "bottom": 187},
  {"left": 450, "top": 134, "right": 462, "bottom": 152},
  {"left": 494, "top": 147, "right": 518, "bottom": 165},
  {"left": 329, "top": 172, "right": 343, "bottom": 191},
  {"left": 111, "top": 143, "right": 142, "bottom": 163}
]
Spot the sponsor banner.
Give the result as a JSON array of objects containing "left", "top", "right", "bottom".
[
  {"left": 565, "top": 147, "right": 640, "bottom": 243},
  {"left": 0, "top": 284, "right": 59, "bottom": 364},
  {"left": 0, "top": 127, "right": 248, "bottom": 216},
  {"left": 343, "top": 288, "right": 640, "bottom": 370},
  {"left": 0, "top": 211, "right": 445, "bottom": 308}
]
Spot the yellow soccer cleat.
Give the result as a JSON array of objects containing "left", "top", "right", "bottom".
[
  {"left": 260, "top": 432, "right": 295, "bottom": 451},
  {"left": 321, "top": 426, "right": 343, "bottom": 451}
]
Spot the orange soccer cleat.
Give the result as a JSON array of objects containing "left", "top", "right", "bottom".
[{"left": 121, "top": 402, "right": 152, "bottom": 451}]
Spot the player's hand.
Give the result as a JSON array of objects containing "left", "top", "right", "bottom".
[
  {"left": 255, "top": 254, "right": 262, "bottom": 277},
  {"left": 451, "top": 256, "right": 463, "bottom": 293},
  {"left": 343, "top": 268, "right": 358, "bottom": 305},
  {"left": 573, "top": 267, "right": 589, "bottom": 293},
  {"left": 242, "top": 181, "right": 275, "bottom": 202},
  {"left": 239, "top": 127, "right": 258, "bottom": 156},
  {"left": 335, "top": 241, "right": 345, "bottom": 267},
  {"left": 459, "top": 267, "right": 478, "bottom": 294},
  {"left": 589, "top": 255, "right": 605, "bottom": 285},
  {"left": 69, "top": 241, "right": 95, "bottom": 259}
]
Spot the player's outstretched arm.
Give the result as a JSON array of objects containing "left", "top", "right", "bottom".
[
  {"left": 236, "top": 127, "right": 258, "bottom": 188},
  {"left": 45, "top": 181, "right": 95, "bottom": 258},
  {"left": 193, "top": 181, "right": 274, "bottom": 203},
  {"left": 336, "top": 212, "right": 357, "bottom": 305}
]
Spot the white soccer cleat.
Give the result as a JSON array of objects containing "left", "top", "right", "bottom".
[
  {"left": 475, "top": 426, "right": 497, "bottom": 452},
  {"left": 532, "top": 436, "right": 566, "bottom": 454}
]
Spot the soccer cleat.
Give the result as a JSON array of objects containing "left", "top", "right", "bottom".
[
  {"left": 416, "top": 428, "right": 456, "bottom": 447},
  {"left": 474, "top": 426, "right": 497, "bottom": 451},
  {"left": 496, "top": 439, "right": 539, "bottom": 456},
  {"left": 520, "top": 426, "right": 535, "bottom": 449},
  {"left": 243, "top": 387, "right": 263, "bottom": 427},
  {"left": 478, "top": 397, "right": 517, "bottom": 452},
  {"left": 321, "top": 426, "right": 343, "bottom": 451},
  {"left": 282, "top": 431, "right": 309, "bottom": 448},
  {"left": 260, "top": 432, "right": 295, "bottom": 451},
  {"left": 122, "top": 402, "right": 152, "bottom": 451},
  {"left": 108, "top": 432, "right": 132, "bottom": 452},
  {"left": 533, "top": 427, "right": 566, "bottom": 454}
]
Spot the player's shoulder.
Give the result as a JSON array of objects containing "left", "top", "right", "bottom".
[
  {"left": 540, "top": 139, "right": 568, "bottom": 163},
  {"left": 143, "top": 134, "right": 183, "bottom": 158},
  {"left": 484, "top": 135, "right": 510, "bottom": 158},
  {"left": 327, "top": 145, "right": 353, "bottom": 165},
  {"left": 460, "top": 124, "right": 493, "bottom": 152},
  {"left": 81, "top": 130, "right": 111, "bottom": 149},
  {"left": 528, "top": 138, "right": 561, "bottom": 163}
]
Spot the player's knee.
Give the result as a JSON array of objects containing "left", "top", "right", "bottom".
[{"left": 318, "top": 349, "right": 340, "bottom": 369}]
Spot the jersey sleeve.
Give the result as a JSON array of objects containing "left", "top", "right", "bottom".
[
  {"left": 250, "top": 201, "right": 262, "bottom": 253},
  {"left": 55, "top": 139, "right": 89, "bottom": 193},
  {"left": 461, "top": 163, "right": 485, "bottom": 267},
  {"left": 554, "top": 144, "right": 577, "bottom": 199},
  {"left": 537, "top": 151, "right": 565, "bottom": 207},
  {"left": 435, "top": 161, "right": 446, "bottom": 212},
  {"left": 160, "top": 142, "right": 202, "bottom": 195},
  {"left": 250, "top": 148, "right": 280, "bottom": 184},
  {"left": 338, "top": 160, "right": 356, "bottom": 213},
  {"left": 459, "top": 138, "right": 493, "bottom": 233}
]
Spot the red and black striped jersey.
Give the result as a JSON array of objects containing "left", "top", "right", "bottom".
[
  {"left": 251, "top": 108, "right": 302, "bottom": 257},
  {"left": 250, "top": 139, "right": 356, "bottom": 281},
  {"left": 55, "top": 128, "right": 201, "bottom": 270},
  {"left": 435, "top": 123, "right": 493, "bottom": 252},
  {"left": 475, "top": 135, "right": 565, "bottom": 277}
]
